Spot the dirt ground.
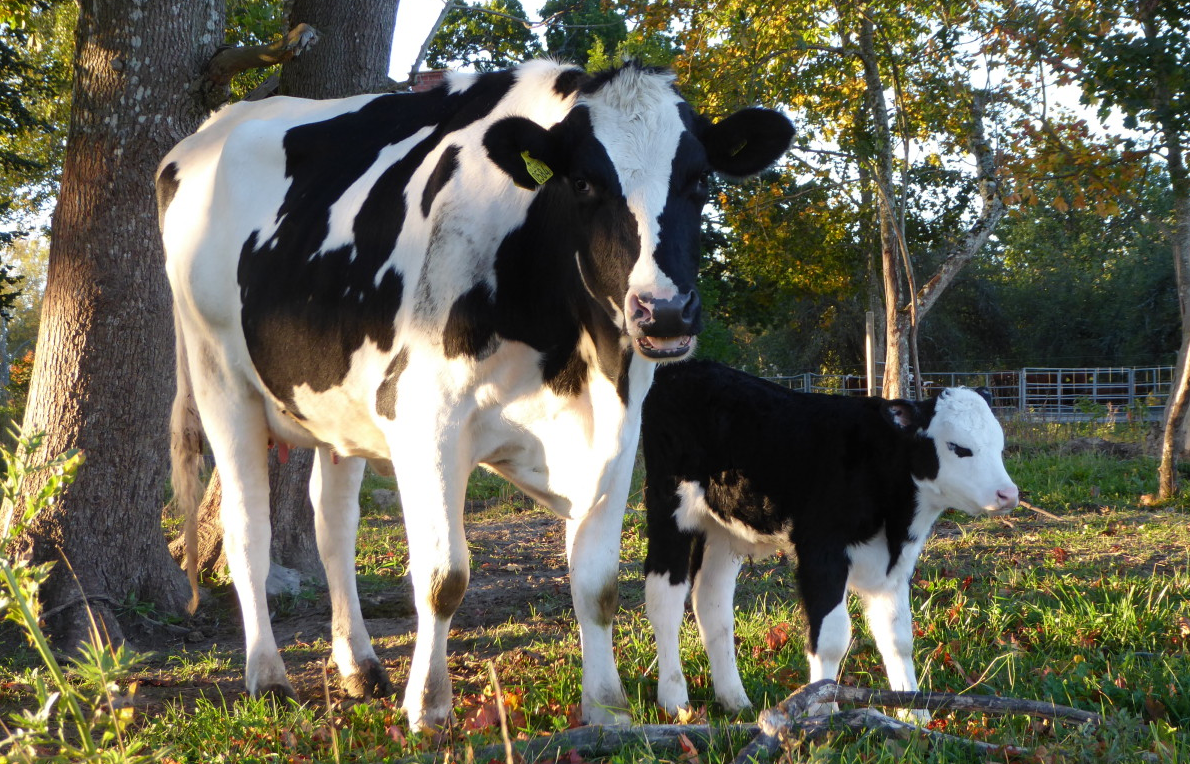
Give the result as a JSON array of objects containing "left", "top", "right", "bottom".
[{"left": 122, "top": 500, "right": 581, "bottom": 714}]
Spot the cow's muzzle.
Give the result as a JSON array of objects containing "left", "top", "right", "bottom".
[{"left": 629, "top": 290, "right": 701, "bottom": 360}]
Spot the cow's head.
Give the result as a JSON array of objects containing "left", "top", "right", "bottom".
[
  {"left": 884, "top": 387, "right": 1020, "bottom": 515},
  {"left": 484, "top": 63, "right": 794, "bottom": 361}
]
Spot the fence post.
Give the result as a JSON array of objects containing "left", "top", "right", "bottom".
[{"left": 1019, "top": 369, "right": 1027, "bottom": 414}]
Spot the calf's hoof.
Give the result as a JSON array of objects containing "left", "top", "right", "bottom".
[
  {"left": 583, "top": 700, "right": 631, "bottom": 726},
  {"left": 342, "top": 659, "right": 395, "bottom": 700}
]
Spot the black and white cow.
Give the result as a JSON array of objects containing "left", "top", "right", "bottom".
[
  {"left": 157, "top": 61, "right": 792, "bottom": 730},
  {"left": 641, "top": 360, "right": 1018, "bottom": 716}
]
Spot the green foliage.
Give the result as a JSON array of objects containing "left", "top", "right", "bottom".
[
  {"left": 0, "top": 432, "right": 158, "bottom": 762},
  {"left": 426, "top": 0, "right": 543, "bottom": 72},
  {"left": 0, "top": 0, "right": 73, "bottom": 243},
  {"left": 224, "top": 0, "right": 287, "bottom": 101},
  {"left": 540, "top": 0, "right": 627, "bottom": 67}
]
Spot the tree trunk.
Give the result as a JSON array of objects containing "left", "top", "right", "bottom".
[
  {"left": 856, "top": 16, "right": 910, "bottom": 400},
  {"left": 280, "top": 0, "right": 399, "bottom": 98},
  {"left": 1158, "top": 135, "right": 1190, "bottom": 499},
  {"left": 2, "top": 0, "right": 224, "bottom": 646}
]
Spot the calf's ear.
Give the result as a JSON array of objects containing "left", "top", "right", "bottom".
[
  {"left": 882, "top": 399, "right": 921, "bottom": 432},
  {"left": 702, "top": 107, "right": 795, "bottom": 178},
  {"left": 483, "top": 117, "right": 564, "bottom": 190},
  {"left": 972, "top": 386, "right": 994, "bottom": 407}
]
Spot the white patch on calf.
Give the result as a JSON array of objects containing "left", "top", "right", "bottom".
[{"left": 917, "top": 388, "right": 1018, "bottom": 515}]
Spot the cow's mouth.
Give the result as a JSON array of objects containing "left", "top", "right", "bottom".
[{"left": 636, "top": 335, "right": 693, "bottom": 359}]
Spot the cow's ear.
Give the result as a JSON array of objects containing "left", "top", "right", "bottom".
[
  {"left": 972, "top": 386, "right": 994, "bottom": 408},
  {"left": 483, "top": 116, "right": 563, "bottom": 190},
  {"left": 882, "top": 399, "right": 921, "bottom": 433},
  {"left": 702, "top": 107, "right": 794, "bottom": 179}
]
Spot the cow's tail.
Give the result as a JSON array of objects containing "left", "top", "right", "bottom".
[{"left": 171, "top": 314, "right": 204, "bottom": 615}]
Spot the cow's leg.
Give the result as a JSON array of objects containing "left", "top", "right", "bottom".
[
  {"left": 797, "top": 546, "right": 850, "bottom": 715},
  {"left": 690, "top": 531, "right": 749, "bottom": 713},
  {"left": 388, "top": 419, "right": 470, "bottom": 731},
  {"left": 643, "top": 485, "right": 697, "bottom": 714},
  {"left": 310, "top": 448, "right": 392, "bottom": 699},
  {"left": 566, "top": 490, "right": 631, "bottom": 725},
  {"left": 193, "top": 378, "right": 291, "bottom": 698},
  {"left": 856, "top": 578, "right": 929, "bottom": 723}
]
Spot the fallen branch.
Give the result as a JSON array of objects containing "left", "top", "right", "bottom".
[
  {"left": 1020, "top": 499, "right": 1065, "bottom": 521},
  {"left": 732, "top": 680, "right": 1100, "bottom": 763},
  {"left": 400, "top": 722, "right": 759, "bottom": 764}
]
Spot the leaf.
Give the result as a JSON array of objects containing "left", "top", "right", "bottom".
[
  {"left": 677, "top": 732, "right": 702, "bottom": 764},
  {"left": 764, "top": 623, "right": 792, "bottom": 652}
]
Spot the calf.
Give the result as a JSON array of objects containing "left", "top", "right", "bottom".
[{"left": 641, "top": 360, "right": 1018, "bottom": 714}]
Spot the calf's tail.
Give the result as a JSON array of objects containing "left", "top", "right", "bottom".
[{"left": 170, "top": 315, "right": 204, "bottom": 614}]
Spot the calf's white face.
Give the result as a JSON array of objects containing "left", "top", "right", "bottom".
[{"left": 918, "top": 388, "right": 1019, "bottom": 515}]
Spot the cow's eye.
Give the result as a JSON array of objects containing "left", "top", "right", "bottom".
[
  {"left": 573, "top": 178, "right": 592, "bottom": 195},
  {"left": 948, "top": 442, "right": 974, "bottom": 458}
]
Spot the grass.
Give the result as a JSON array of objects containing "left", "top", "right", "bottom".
[{"left": 4, "top": 420, "right": 1189, "bottom": 762}]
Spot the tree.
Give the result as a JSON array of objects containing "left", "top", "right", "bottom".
[
  {"left": 425, "top": 0, "right": 542, "bottom": 73},
  {"left": 539, "top": 0, "right": 626, "bottom": 67},
  {"left": 1, "top": 0, "right": 225, "bottom": 646},
  {"left": 992, "top": 0, "right": 1190, "bottom": 497},
  {"left": 630, "top": 0, "right": 1010, "bottom": 397}
]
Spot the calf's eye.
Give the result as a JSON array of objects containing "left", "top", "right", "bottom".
[{"left": 947, "top": 442, "right": 973, "bottom": 458}]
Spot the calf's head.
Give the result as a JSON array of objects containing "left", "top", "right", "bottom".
[
  {"left": 886, "top": 387, "right": 1020, "bottom": 515},
  {"left": 484, "top": 63, "right": 794, "bottom": 361}
]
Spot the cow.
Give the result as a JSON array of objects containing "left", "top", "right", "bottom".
[
  {"left": 157, "top": 60, "right": 793, "bottom": 730},
  {"left": 640, "top": 360, "right": 1018, "bottom": 717}
]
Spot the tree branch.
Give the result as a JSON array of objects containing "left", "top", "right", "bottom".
[
  {"left": 913, "top": 89, "right": 1007, "bottom": 317},
  {"left": 199, "top": 24, "right": 320, "bottom": 108}
]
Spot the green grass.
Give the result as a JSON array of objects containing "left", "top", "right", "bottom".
[{"left": 4, "top": 425, "right": 1189, "bottom": 762}]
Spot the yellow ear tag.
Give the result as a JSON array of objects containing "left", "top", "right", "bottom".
[{"left": 521, "top": 150, "right": 554, "bottom": 185}]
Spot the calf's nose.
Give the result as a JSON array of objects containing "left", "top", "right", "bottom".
[{"left": 997, "top": 486, "right": 1020, "bottom": 509}]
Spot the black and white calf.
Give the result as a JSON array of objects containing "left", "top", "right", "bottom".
[
  {"left": 158, "top": 62, "right": 792, "bottom": 730},
  {"left": 641, "top": 360, "right": 1018, "bottom": 715}
]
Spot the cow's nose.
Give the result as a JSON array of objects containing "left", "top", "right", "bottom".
[
  {"left": 997, "top": 486, "right": 1020, "bottom": 509},
  {"left": 637, "top": 289, "right": 700, "bottom": 337}
]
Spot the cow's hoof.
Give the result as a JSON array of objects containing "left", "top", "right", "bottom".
[
  {"left": 716, "top": 693, "right": 753, "bottom": 715},
  {"left": 343, "top": 659, "right": 395, "bottom": 700},
  {"left": 583, "top": 702, "right": 631, "bottom": 726},
  {"left": 895, "top": 707, "right": 930, "bottom": 725},
  {"left": 256, "top": 682, "right": 299, "bottom": 703}
]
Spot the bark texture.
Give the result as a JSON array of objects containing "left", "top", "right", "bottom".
[
  {"left": 280, "top": 0, "right": 399, "bottom": 98},
  {"left": 3, "top": 0, "right": 225, "bottom": 646}
]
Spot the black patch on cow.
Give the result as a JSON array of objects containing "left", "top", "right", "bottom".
[
  {"left": 909, "top": 397, "right": 940, "bottom": 482},
  {"left": 155, "top": 162, "right": 180, "bottom": 230},
  {"left": 484, "top": 109, "right": 639, "bottom": 399},
  {"left": 237, "top": 71, "right": 517, "bottom": 407},
  {"left": 374, "top": 348, "right": 409, "bottom": 420},
  {"left": 421, "top": 144, "right": 460, "bottom": 218},
  {"left": 443, "top": 282, "right": 497, "bottom": 358},
  {"left": 553, "top": 68, "right": 587, "bottom": 97},
  {"left": 650, "top": 125, "right": 708, "bottom": 332}
]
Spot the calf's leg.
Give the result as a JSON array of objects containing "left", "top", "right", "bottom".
[
  {"left": 796, "top": 547, "right": 850, "bottom": 715},
  {"left": 856, "top": 579, "right": 929, "bottom": 723},
  {"left": 643, "top": 494, "right": 697, "bottom": 713},
  {"left": 690, "top": 532, "right": 749, "bottom": 713},
  {"left": 310, "top": 448, "right": 392, "bottom": 699}
]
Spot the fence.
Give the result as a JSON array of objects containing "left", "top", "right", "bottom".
[{"left": 764, "top": 366, "right": 1176, "bottom": 421}]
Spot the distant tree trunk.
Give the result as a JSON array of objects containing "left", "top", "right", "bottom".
[
  {"left": 184, "top": 0, "right": 401, "bottom": 587},
  {"left": 1, "top": 0, "right": 224, "bottom": 647},
  {"left": 1158, "top": 134, "right": 1190, "bottom": 498}
]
